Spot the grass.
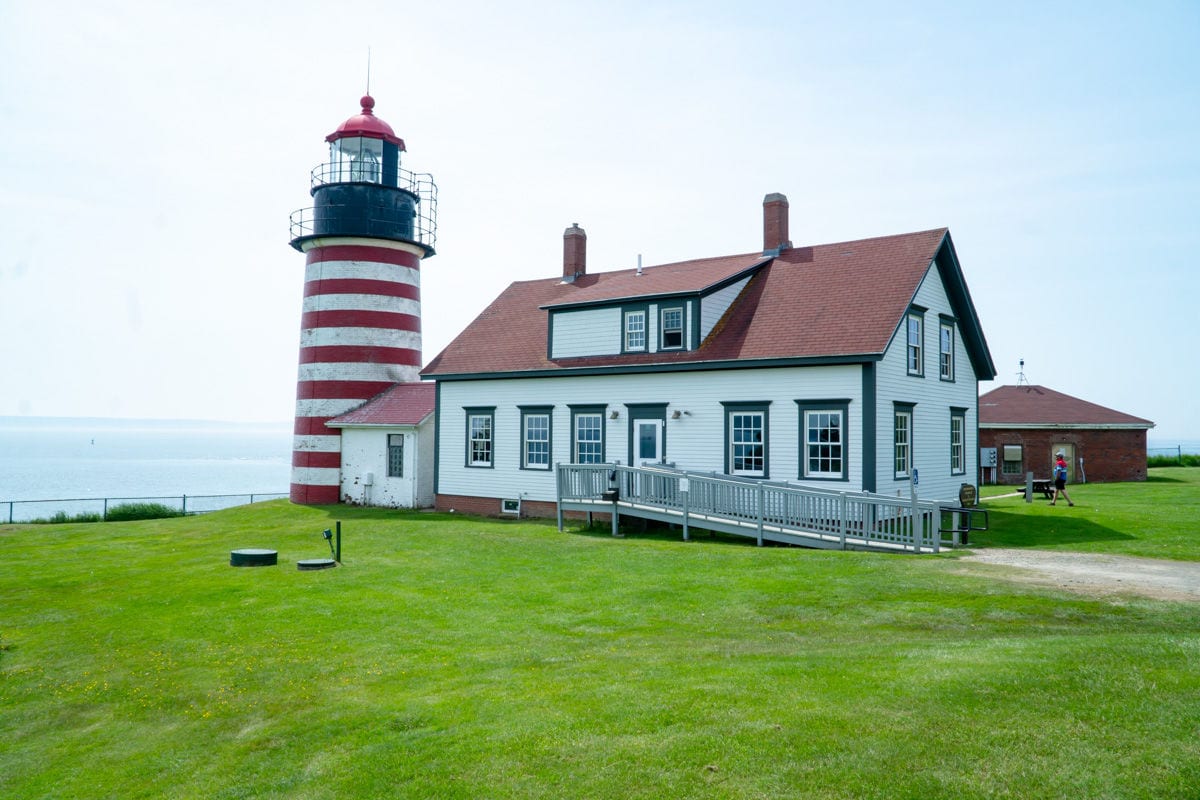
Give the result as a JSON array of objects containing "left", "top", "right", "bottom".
[
  {"left": 1, "top": 471, "right": 1198, "bottom": 799},
  {"left": 27, "top": 502, "right": 186, "bottom": 525},
  {"left": 971, "top": 467, "right": 1200, "bottom": 560}
]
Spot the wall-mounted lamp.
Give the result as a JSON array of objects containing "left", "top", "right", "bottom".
[
  {"left": 610, "top": 410, "right": 619, "bottom": 420},
  {"left": 671, "top": 410, "right": 682, "bottom": 419}
]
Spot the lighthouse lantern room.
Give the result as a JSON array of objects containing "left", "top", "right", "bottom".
[{"left": 288, "top": 95, "right": 437, "bottom": 505}]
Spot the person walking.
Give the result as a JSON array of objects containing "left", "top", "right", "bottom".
[{"left": 1050, "top": 451, "right": 1074, "bottom": 506}]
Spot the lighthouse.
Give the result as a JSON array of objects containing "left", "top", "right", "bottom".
[{"left": 288, "top": 95, "right": 437, "bottom": 504}]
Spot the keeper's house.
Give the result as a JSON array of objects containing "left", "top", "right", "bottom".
[
  {"left": 979, "top": 384, "right": 1154, "bottom": 485},
  {"left": 421, "top": 194, "right": 996, "bottom": 517}
]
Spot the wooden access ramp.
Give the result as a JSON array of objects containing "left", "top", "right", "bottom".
[{"left": 556, "top": 463, "right": 953, "bottom": 554}]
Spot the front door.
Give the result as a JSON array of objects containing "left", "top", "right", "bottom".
[{"left": 633, "top": 418, "right": 662, "bottom": 465}]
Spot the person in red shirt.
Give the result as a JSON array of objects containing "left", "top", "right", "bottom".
[{"left": 1050, "top": 451, "right": 1075, "bottom": 507}]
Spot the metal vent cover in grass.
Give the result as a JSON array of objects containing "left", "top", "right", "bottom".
[{"left": 230, "top": 548, "right": 278, "bottom": 567}]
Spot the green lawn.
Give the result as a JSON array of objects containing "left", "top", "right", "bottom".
[
  {"left": 972, "top": 467, "right": 1200, "bottom": 560},
  {"left": 2, "top": 471, "right": 1198, "bottom": 799}
]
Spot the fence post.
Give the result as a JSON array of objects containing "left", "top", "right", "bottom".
[
  {"left": 103, "top": 498, "right": 109, "bottom": 521},
  {"left": 839, "top": 493, "right": 847, "bottom": 549},
  {"left": 681, "top": 477, "right": 690, "bottom": 542},
  {"left": 182, "top": 495, "right": 188, "bottom": 515},
  {"left": 555, "top": 464, "right": 563, "bottom": 532},
  {"left": 910, "top": 478, "right": 920, "bottom": 552},
  {"left": 756, "top": 482, "right": 764, "bottom": 547}
]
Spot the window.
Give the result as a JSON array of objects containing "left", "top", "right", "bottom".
[
  {"left": 722, "top": 402, "right": 769, "bottom": 478},
  {"left": 387, "top": 434, "right": 404, "bottom": 477},
  {"left": 894, "top": 403, "right": 915, "bottom": 479},
  {"left": 939, "top": 319, "right": 955, "bottom": 381},
  {"left": 465, "top": 407, "right": 495, "bottom": 468},
  {"left": 624, "top": 310, "right": 646, "bottom": 352},
  {"left": 520, "top": 406, "right": 553, "bottom": 470},
  {"left": 1002, "top": 444, "right": 1023, "bottom": 475},
  {"left": 661, "top": 307, "right": 684, "bottom": 349},
  {"left": 796, "top": 400, "right": 850, "bottom": 481},
  {"left": 570, "top": 405, "right": 605, "bottom": 464},
  {"left": 950, "top": 408, "right": 966, "bottom": 475},
  {"left": 906, "top": 309, "right": 924, "bottom": 376}
]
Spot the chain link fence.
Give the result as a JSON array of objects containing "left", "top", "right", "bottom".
[{"left": 2, "top": 493, "right": 288, "bottom": 524}]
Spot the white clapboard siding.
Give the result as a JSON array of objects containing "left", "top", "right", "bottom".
[
  {"left": 437, "top": 365, "right": 865, "bottom": 503},
  {"left": 700, "top": 277, "right": 750, "bottom": 340},
  {"left": 874, "top": 262, "right": 980, "bottom": 502},
  {"left": 551, "top": 307, "right": 622, "bottom": 358}
]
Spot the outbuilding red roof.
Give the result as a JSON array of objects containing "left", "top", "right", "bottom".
[
  {"left": 423, "top": 227, "right": 958, "bottom": 377},
  {"left": 979, "top": 385, "right": 1154, "bottom": 428},
  {"left": 327, "top": 382, "right": 435, "bottom": 427}
]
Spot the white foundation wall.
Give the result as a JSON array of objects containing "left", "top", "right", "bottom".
[
  {"left": 337, "top": 419, "right": 434, "bottom": 508},
  {"left": 436, "top": 364, "right": 866, "bottom": 504}
]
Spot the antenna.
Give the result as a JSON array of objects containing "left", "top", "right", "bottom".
[
  {"left": 1017, "top": 358, "right": 1030, "bottom": 386},
  {"left": 366, "top": 48, "right": 372, "bottom": 95}
]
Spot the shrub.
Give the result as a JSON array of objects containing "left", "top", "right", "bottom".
[
  {"left": 104, "top": 503, "right": 185, "bottom": 522},
  {"left": 1148, "top": 453, "right": 1200, "bottom": 468},
  {"left": 29, "top": 511, "right": 104, "bottom": 524}
]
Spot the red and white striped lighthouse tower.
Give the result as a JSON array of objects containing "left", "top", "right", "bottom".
[{"left": 288, "top": 95, "right": 437, "bottom": 504}]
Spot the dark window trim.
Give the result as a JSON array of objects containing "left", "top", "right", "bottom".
[
  {"left": 659, "top": 305, "right": 685, "bottom": 350},
  {"left": 906, "top": 306, "right": 926, "bottom": 378},
  {"left": 939, "top": 314, "right": 957, "bottom": 383},
  {"left": 568, "top": 404, "right": 606, "bottom": 464},
  {"left": 387, "top": 433, "right": 404, "bottom": 478},
  {"left": 518, "top": 405, "right": 554, "bottom": 471},
  {"left": 795, "top": 399, "right": 851, "bottom": 482},
  {"left": 950, "top": 406, "right": 967, "bottom": 475},
  {"left": 621, "top": 304, "right": 650, "bottom": 354},
  {"left": 464, "top": 406, "right": 496, "bottom": 469},
  {"left": 721, "top": 401, "right": 771, "bottom": 478},
  {"left": 893, "top": 401, "right": 916, "bottom": 480}
]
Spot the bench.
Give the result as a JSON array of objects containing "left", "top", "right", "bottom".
[{"left": 1029, "top": 478, "right": 1055, "bottom": 500}]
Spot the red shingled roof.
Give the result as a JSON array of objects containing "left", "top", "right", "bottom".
[
  {"left": 423, "top": 228, "right": 951, "bottom": 377},
  {"left": 327, "top": 382, "right": 435, "bottom": 427},
  {"left": 979, "top": 385, "right": 1154, "bottom": 428}
]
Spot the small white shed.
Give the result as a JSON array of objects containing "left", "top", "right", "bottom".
[{"left": 327, "top": 382, "right": 436, "bottom": 509}]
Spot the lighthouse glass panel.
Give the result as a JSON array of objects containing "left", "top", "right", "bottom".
[{"left": 332, "top": 136, "right": 383, "bottom": 183}]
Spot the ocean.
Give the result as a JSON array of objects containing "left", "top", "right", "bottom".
[{"left": 0, "top": 417, "right": 292, "bottom": 511}]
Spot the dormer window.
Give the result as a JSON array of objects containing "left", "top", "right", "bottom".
[
  {"left": 624, "top": 310, "right": 646, "bottom": 352},
  {"left": 661, "top": 307, "right": 683, "bottom": 349}
]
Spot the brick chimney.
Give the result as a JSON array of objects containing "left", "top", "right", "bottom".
[
  {"left": 563, "top": 223, "right": 586, "bottom": 282},
  {"left": 762, "top": 193, "right": 791, "bottom": 255}
]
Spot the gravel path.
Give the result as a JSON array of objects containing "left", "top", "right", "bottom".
[{"left": 957, "top": 548, "right": 1200, "bottom": 602}]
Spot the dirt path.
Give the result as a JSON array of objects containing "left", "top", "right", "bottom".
[{"left": 956, "top": 548, "right": 1200, "bottom": 602}]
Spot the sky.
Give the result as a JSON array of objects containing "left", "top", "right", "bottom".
[{"left": 1, "top": 1, "right": 1197, "bottom": 442}]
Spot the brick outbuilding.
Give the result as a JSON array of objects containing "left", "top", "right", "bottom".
[{"left": 979, "top": 385, "right": 1154, "bottom": 484}]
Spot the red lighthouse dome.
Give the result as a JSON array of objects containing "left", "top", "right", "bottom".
[{"left": 325, "top": 95, "right": 406, "bottom": 150}]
